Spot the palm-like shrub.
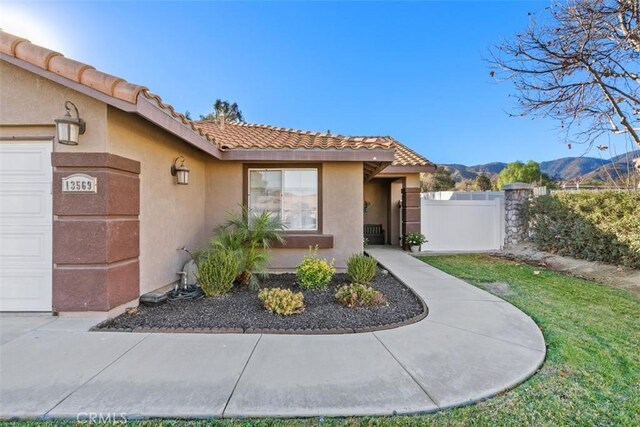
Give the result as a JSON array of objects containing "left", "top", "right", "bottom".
[
  {"left": 346, "top": 253, "right": 378, "bottom": 284},
  {"left": 213, "top": 206, "right": 284, "bottom": 290},
  {"left": 197, "top": 248, "right": 240, "bottom": 297}
]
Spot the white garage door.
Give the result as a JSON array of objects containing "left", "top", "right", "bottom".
[{"left": 0, "top": 141, "right": 53, "bottom": 311}]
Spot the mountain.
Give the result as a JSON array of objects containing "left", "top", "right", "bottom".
[
  {"left": 443, "top": 162, "right": 507, "bottom": 182},
  {"left": 581, "top": 150, "right": 640, "bottom": 181},
  {"left": 611, "top": 150, "right": 640, "bottom": 163},
  {"left": 539, "top": 157, "right": 608, "bottom": 180},
  {"left": 441, "top": 150, "right": 639, "bottom": 183}
]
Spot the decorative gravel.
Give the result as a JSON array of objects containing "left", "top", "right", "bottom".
[{"left": 95, "top": 271, "right": 426, "bottom": 334}]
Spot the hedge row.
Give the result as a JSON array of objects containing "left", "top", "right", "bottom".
[{"left": 523, "top": 191, "right": 640, "bottom": 268}]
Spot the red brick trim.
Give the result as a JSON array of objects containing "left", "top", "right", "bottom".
[
  {"left": 52, "top": 152, "right": 140, "bottom": 174},
  {"left": 402, "top": 192, "right": 421, "bottom": 207},
  {"left": 53, "top": 219, "right": 139, "bottom": 264},
  {"left": 402, "top": 208, "right": 421, "bottom": 223},
  {"left": 401, "top": 187, "right": 421, "bottom": 241},
  {"left": 53, "top": 260, "right": 139, "bottom": 311},
  {"left": 52, "top": 152, "right": 140, "bottom": 312},
  {"left": 53, "top": 170, "right": 140, "bottom": 216},
  {"left": 384, "top": 165, "right": 436, "bottom": 174},
  {"left": 401, "top": 187, "right": 421, "bottom": 194},
  {"left": 271, "top": 234, "right": 334, "bottom": 249}
]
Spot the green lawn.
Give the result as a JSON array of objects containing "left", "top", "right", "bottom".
[{"left": 8, "top": 255, "right": 639, "bottom": 426}]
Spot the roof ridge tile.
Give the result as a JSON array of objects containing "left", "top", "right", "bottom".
[
  {"left": 13, "top": 41, "right": 60, "bottom": 69},
  {"left": 192, "top": 120, "right": 433, "bottom": 166},
  {"left": 1, "top": 30, "right": 218, "bottom": 151},
  {"left": 0, "top": 32, "right": 28, "bottom": 56},
  {"left": 1, "top": 30, "right": 149, "bottom": 106},
  {"left": 141, "top": 91, "right": 217, "bottom": 144}
]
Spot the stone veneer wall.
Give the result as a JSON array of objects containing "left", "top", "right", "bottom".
[{"left": 503, "top": 183, "right": 534, "bottom": 247}]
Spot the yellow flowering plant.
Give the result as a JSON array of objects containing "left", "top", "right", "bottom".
[
  {"left": 258, "top": 288, "right": 305, "bottom": 315},
  {"left": 296, "top": 245, "right": 336, "bottom": 290}
]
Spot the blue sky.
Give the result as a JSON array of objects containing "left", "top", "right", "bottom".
[{"left": 2, "top": 1, "right": 632, "bottom": 165}]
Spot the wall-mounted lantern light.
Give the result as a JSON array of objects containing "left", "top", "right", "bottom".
[
  {"left": 54, "top": 101, "right": 86, "bottom": 145},
  {"left": 171, "top": 156, "right": 190, "bottom": 185}
]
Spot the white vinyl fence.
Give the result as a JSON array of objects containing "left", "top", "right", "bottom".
[
  {"left": 423, "top": 191, "right": 505, "bottom": 201},
  {"left": 421, "top": 192, "right": 505, "bottom": 251}
]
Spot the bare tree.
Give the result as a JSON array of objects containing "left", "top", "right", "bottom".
[
  {"left": 420, "top": 166, "right": 456, "bottom": 192},
  {"left": 491, "top": 0, "right": 640, "bottom": 150}
]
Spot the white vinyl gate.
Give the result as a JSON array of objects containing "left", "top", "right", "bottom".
[
  {"left": 0, "top": 141, "right": 53, "bottom": 311},
  {"left": 420, "top": 193, "right": 504, "bottom": 251}
]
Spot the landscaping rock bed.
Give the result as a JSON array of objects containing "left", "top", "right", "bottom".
[{"left": 94, "top": 271, "right": 426, "bottom": 334}]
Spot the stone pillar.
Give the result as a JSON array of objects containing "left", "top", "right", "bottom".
[
  {"left": 502, "top": 182, "right": 534, "bottom": 247},
  {"left": 401, "top": 187, "right": 421, "bottom": 240},
  {"left": 52, "top": 153, "right": 140, "bottom": 312}
]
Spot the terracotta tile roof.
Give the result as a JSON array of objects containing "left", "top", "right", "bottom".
[
  {"left": 193, "top": 121, "right": 432, "bottom": 166},
  {"left": 0, "top": 31, "right": 146, "bottom": 103},
  {"left": 1, "top": 30, "right": 432, "bottom": 168},
  {"left": 0, "top": 30, "right": 216, "bottom": 145},
  {"left": 193, "top": 121, "right": 393, "bottom": 150},
  {"left": 392, "top": 141, "right": 431, "bottom": 166}
]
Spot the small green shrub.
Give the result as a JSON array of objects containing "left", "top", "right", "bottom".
[
  {"left": 198, "top": 248, "right": 240, "bottom": 297},
  {"left": 347, "top": 253, "right": 378, "bottom": 284},
  {"left": 335, "top": 283, "right": 387, "bottom": 308},
  {"left": 524, "top": 191, "right": 640, "bottom": 268},
  {"left": 296, "top": 246, "right": 336, "bottom": 290},
  {"left": 258, "top": 288, "right": 305, "bottom": 315}
]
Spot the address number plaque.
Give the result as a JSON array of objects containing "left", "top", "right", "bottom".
[{"left": 62, "top": 173, "right": 98, "bottom": 194}]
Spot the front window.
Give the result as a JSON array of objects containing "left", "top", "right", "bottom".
[{"left": 249, "top": 168, "right": 318, "bottom": 231}]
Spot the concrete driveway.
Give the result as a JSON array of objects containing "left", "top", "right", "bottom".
[{"left": 0, "top": 247, "right": 545, "bottom": 419}]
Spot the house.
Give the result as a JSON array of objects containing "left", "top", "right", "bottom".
[{"left": 0, "top": 30, "right": 435, "bottom": 316}]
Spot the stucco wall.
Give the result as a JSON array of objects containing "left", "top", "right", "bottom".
[
  {"left": 390, "top": 181, "right": 403, "bottom": 245},
  {"left": 0, "top": 61, "right": 107, "bottom": 150},
  {"left": 205, "top": 160, "right": 363, "bottom": 271},
  {"left": 364, "top": 180, "right": 388, "bottom": 229},
  {"left": 406, "top": 173, "right": 420, "bottom": 188},
  {"left": 373, "top": 173, "right": 421, "bottom": 246},
  {"left": 319, "top": 162, "right": 363, "bottom": 269},
  {"left": 107, "top": 107, "right": 207, "bottom": 294},
  {"left": 204, "top": 159, "right": 243, "bottom": 235},
  {"left": 376, "top": 172, "right": 420, "bottom": 188}
]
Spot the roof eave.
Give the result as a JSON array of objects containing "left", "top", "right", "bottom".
[
  {"left": 136, "top": 97, "right": 221, "bottom": 158},
  {"left": 380, "top": 164, "right": 437, "bottom": 174},
  {"left": 2, "top": 53, "right": 136, "bottom": 113},
  {"left": 221, "top": 148, "right": 396, "bottom": 162},
  {"left": 2, "top": 53, "right": 222, "bottom": 159}
]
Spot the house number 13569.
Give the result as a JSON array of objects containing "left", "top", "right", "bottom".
[{"left": 62, "top": 174, "right": 98, "bottom": 194}]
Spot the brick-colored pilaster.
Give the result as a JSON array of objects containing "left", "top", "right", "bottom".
[
  {"left": 52, "top": 153, "right": 140, "bottom": 312},
  {"left": 401, "top": 187, "right": 421, "bottom": 240}
]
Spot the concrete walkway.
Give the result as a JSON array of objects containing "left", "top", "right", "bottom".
[{"left": 0, "top": 247, "right": 545, "bottom": 419}]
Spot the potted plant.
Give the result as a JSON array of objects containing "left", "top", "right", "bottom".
[{"left": 405, "top": 232, "right": 427, "bottom": 252}]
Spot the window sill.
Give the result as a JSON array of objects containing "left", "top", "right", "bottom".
[{"left": 272, "top": 234, "right": 334, "bottom": 249}]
